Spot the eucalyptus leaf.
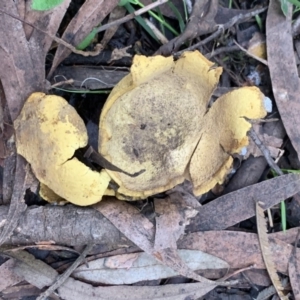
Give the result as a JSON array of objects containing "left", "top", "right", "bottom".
[
  {"left": 31, "top": 0, "right": 65, "bottom": 11},
  {"left": 118, "top": 0, "right": 130, "bottom": 6},
  {"left": 281, "top": 0, "right": 288, "bottom": 16},
  {"left": 287, "top": 0, "right": 300, "bottom": 7},
  {"left": 77, "top": 28, "right": 98, "bottom": 50}
]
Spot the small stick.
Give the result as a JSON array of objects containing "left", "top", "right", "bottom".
[
  {"left": 233, "top": 39, "right": 268, "bottom": 66},
  {"left": 95, "top": 0, "right": 169, "bottom": 33},
  {"left": 175, "top": 6, "right": 267, "bottom": 56},
  {"left": 51, "top": 79, "right": 74, "bottom": 88},
  {"left": 248, "top": 128, "right": 283, "bottom": 176},
  {"left": 143, "top": 17, "right": 169, "bottom": 44},
  {"left": 206, "top": 45, "right": 240, "bottom": 59},
  {"left": 37, "top": 243, "right": 94, "bottom": 300}
]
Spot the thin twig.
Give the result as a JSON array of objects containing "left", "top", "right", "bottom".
[
  {"left": 51, "top": 79, "right": 74, "bottom": 88},
  {"left": 248, "top": 128, "right": 283, "bottom": 176},
  {"left": 205, "top": 45, "right": 240, "bottom": 59},
  {"left": 37, "top": 243, "right": 94, "bottom": 300},
  {"left": 0, "top": 8, "right": 103, "bottom": 57},
  {"left": 175, "top": 6, "right": 267, "bottom": 56},
  {"left": 143, "top": 17, "right": 169, "bottom": 44},
  {"left": 233, "top": 39, "right": 268, "bottom": 66},
  {"left": 95, "top": 0, "right": 168, "bottom": 33}
]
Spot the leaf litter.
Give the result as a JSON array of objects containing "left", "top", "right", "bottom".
[
  {"left": 256, "top": 202, "right": 288, "bottom": 299},
  {"left": 2, "top": 0, "right": 300, "bottom": 299},
  {"left": 48, "top": 0, "right": 120, "bottom": 77}
]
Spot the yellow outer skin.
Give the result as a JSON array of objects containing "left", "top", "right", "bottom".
[
  {"left": 14, "top": 93, "right": 110, "bottom": 206},
  {"left": 190, "top": 87, "right": 267, "bottom": 195},
  {"left": 99, "top": 51, "right": 222, "bottom": 198}
]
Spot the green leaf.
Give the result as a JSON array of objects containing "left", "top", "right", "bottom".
[
  {"left": 118, "top": 0, "right": 131, "bottom": 6},
  {"left": 124, "top": 3, "right": 159, "bottom": 42},
  {"left": 287, "top": 0, "right": 300, "bottom": 7},
  {"left": 281, "top": 0, "right": 289, "bottom": 16},
  {"left": 281, "top": 201, "right": 286, "bottom": 232},
  {"left": 119, "top": 0, "right": 139, "bottom": 6},
  {"left": 167, "top": 1, "right": 185, "bottom": 33},
  {"left": 77, "top": 28, "right": 98, "bottom": 50},
  {"left": 31, "top": 0, "right": 64, "bottom": 11}
]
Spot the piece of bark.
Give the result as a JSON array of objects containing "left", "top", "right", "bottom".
[
  {"left": 0, "top": 258, "right": 23, "bottom": 292},
  {"left": 0, "top": 203, "right": 297, "bottom": 251},
  {"left": 0, "top": 204, "right": 132, "bottom": 249},
  {"left": 0, "top": 156, "right": 28, "bottom": 245}
]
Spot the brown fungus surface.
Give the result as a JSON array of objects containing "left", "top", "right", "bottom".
[
  {"left": 14, "top": 93, "right": 110, "bottom": 206},
  {"left": 99, "top": 51, "right": 267, "bottom": 198}
]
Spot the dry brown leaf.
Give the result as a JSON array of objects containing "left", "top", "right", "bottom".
[
  {"left": 288, "top": 233, "right": 300, "bottom": 299},
  {"left": 167, "top": 182, "right": 202, "bottom": 208},
  {"left": 256, "top": 202, "right": 287, "bottom": 300},
  {"left": 11, "top": 250, "right": 57, "bottom": 289},
  {"left": 2, "top": 284, "right": 41, "bottom": 299},
  {"left": 267, "top": 0, "right": 300, "bottom": 159},
  {"left": 256, "top": 283, "right": 285, "bottom": 300},
  {"left": 95, "top": 198, "right": 236, "bottom": 286},
  {"left": 273, "top": 227, "right": 300, "bottom": 244},
  {"left": 24, "top": 0, "right": 72, "bottom": 59},
  {"left": 0, "top": 156, "right": 28, "bottom": 246},
  {"left": 187, "top": 173, "right": 300, "bottom": 232},
  {"left": 0, "top": 1, "right": 56, "bottom": 248},
  {"left": 73, "top": 249, "right": 229, "bottom": 284},
  {"left": 101, "top": 6, "right": 126, "bottom": 48},
  {"left": 108, "top": 46, "right": 132, "bottom": 63},
  {"left": 16, "top": 0, "right": 25, "bottom": 21},
  {"left": 0, "top": 258, "right": 22, "bottom": 292},
  {"left": 179, "top": 231, "right": 293, "bottom": 275},
  {"left": 48, "top": 0, "right": 119, "bottom": 77},
  {"left": 154, "top": 192, "right": 198, "bottom": 250},
  {"left": 8, "top": 250, "right": 230, "bottom": 300},
  {"left": 58, "top": 278, "right": 229, "bottom": 300},
  {"left": 2, "top": 204, "right": 300, "bottom": 251},
  {"left": 246, "top": 125, "right": 283, "bottom": 159}
]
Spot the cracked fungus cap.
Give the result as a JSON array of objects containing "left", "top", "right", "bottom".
[
  {"left": 14, "top": 93, "right": 111, "bottom": 206},
  {"left": 99, "top": 51, "right": 267, "bottom": 198}
]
